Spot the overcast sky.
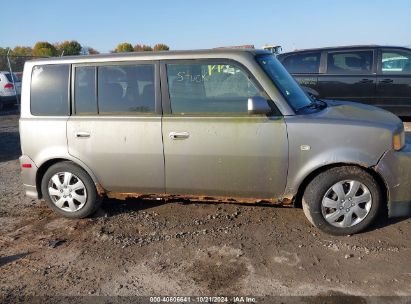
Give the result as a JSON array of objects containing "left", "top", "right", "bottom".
[{"left": 2, "top": 0, "right": 410, "bottom": 53}]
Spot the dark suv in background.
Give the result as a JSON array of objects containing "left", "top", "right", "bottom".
[{"left": 278, "top": 46, "right": 411, "bottom": 117}]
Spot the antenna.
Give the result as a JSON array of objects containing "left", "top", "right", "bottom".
[{"left": 5, "top": 48, "right": 20, "bottom": 106}]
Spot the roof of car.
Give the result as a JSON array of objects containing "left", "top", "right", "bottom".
[
  {"left": 278, "top": 45, "right": 411, "bottom": 56},
  {"left": 27, "top": 48, "right": 271, "bottom": 63}
]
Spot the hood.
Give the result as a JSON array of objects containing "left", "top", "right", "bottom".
[{"left": 315, "top": 100, "right": 403, "bottom": 131}]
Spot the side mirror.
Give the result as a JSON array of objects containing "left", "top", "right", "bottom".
[{"left": 247, "top": 96, "right": 271, "bottom": 115}]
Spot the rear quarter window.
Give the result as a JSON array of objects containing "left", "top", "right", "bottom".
[{"left": 31, "top": 64, "right": 70, "bottom": 116}]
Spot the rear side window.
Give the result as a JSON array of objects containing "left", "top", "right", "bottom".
[
  {"left": 73, "top": 64, "right": 156, "bottom": 115},
  {"left": 74, "top": 66, "right": 97, "bottom": 114},
  {"left": 166, "top": 63, "right": 263, "bottom": 114},
  {"left": 31, "top": 65, "right": 70, "bottom": 116},
  {"left": 98, "top": 65, "right": 155, "bottom": 114},
  {"left": 327, "top": 50, "right": 373, "bottom": 74},
  {"left": 281, "top": 52, "right": 321, "bottom": 74}
]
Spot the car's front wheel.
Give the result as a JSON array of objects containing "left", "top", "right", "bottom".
[
  {"left": 41, "top": 161, "right": 101, "bottom": 218},
  {"left": 302, "top": 166, "right": 382, "bottom": 235}
]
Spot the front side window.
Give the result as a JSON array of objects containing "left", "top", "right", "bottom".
[
  {"left": 31, "top": 64, "right": 70, "bottom": 116},
  {"left": 281, "top": 52, "right": 321, "bottom": 74},
  {"left": 256, "top": 54, "right": 312, "bottom": 112},
  {"left": 327, "top": 50, "right": 373, "bottom": 74},
  {"left": 166, "top": 62, "right": 263, "bottom": 114},
  {"left": 381, "top": 50, "right": 411, "bottom": 74}
]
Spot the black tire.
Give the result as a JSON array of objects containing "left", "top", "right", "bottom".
[
  {"left": 302, "top": 166, "right": 382, "bottom": 235},
  {"left": 41, "top": 161, "right": 102, "bottom": 218}
]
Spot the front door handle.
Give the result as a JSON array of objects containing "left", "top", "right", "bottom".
[
  {"left": 75, "top": 131, "right": 90, "bottom": 138},
  {"left": 379, "top": 78, "right": 394, "bottom": 84},
  {"left": 169, "top": 131, "right": 190, "bottom": 140},
  {"left": 359, "top": 78, "right": 373, "bottom": 84}
]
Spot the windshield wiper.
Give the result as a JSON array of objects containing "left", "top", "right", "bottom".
[
  {"left": 316, "top": 99, "right": 327, "bottom": 109},
  {"left": 296, "top": 99, "right": 327, "bottom": 113},
  {"left": 310, "top": 94, "right": 328, "bottom": 107},
  {"left": 296, "top": 102, "right": 317, "bottom": 112}
]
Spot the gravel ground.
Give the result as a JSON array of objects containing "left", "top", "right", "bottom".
[{"left": 0, "top": 115, "right": 410, "bottom": 303}]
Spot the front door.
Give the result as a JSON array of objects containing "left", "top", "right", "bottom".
[
  {"left": 376, "top": 48, "right": 411, "bottom": 116},
  {"left": 318, "top": 49, "right": 376, "bottom": 104},
  {"left": 67, "top": 61, "right": 164, "bottom": 193},
  {"left": 161, "top": 60, "right": 288, "bottom": 200}
]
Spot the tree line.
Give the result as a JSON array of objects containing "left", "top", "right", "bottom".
[{"left": 0, "top": 40, "right": 170, "bottom": 57}]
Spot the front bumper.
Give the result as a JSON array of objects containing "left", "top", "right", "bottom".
[
  {"left": 376, "top": 144, "right": 411, "bottom": 217},
  {"left": 19, "top": 155, "right": 39, "bottom": 199}
]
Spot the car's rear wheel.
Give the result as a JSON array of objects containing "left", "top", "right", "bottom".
[
  {"left": 302, "top": 166, "right": 382, "bottom": 235},
  {"left": 41, "top": 161, "right": 101, "bottom": 218}
]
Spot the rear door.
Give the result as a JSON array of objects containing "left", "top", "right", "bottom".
[
  {"left": 279, "top": 51, "right": 321, "bottom": 97},
  {"left": 67, "top": 61, "right": 165, "bottom": 193},
  {"left": 160, "top": 60, "right": 288, "bottom": 200},
  {"left": 376, "top": 48, "right": 411, "bottom": 116},
  {"left": 318, "top": 49, "right": 376, "bottom": 104}
]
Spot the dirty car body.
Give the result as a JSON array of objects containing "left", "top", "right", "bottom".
[{"left": 19, "top": 49, "right": 411, "bottom": 234}]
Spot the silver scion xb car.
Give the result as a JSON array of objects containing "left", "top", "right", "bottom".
[{"left": 19, "top": 49, "right": 411, "bottom": 235}]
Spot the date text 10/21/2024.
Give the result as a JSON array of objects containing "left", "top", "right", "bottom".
[{"left": 149, "top": 296, "right": 257, "bottom": 303}]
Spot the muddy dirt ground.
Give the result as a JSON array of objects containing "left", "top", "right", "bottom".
[{"left": 0, "top": 114, "right": 410, "bottom": 303}]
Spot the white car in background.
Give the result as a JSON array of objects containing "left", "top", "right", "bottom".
[{"left": 0, "top": 71, "right": 21, "bottom": 110}]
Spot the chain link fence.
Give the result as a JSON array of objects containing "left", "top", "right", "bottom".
[
  {"left": 0, "top": 54, "right": 46, "bottom": 112},
  {"left": 1, "top": 54, "right": 47, "bottom": 73}
]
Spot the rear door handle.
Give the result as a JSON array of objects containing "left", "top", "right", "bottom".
[
  {"left": 169, "top": 131, "right": 190, "bottom": 140},
  {"left": 75, "top": 132, "right": 90, "bottom": 138},
  {"left": 379, "top": 78, "right": 394, "bottom": 84}
]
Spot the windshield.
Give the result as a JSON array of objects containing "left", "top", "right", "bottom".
[
  {"left": 256, "top": 54, "right": 312, "bottom": 111},
  {"left": 5, "top": 73, "right": 21, "bottom": 83}
]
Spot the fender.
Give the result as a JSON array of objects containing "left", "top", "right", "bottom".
[
  {"left": 35, "top": 151, "right": 100, "bottom": 187},
  {"left": 284, "top": 147, "right": 386, "bottom": 197}
]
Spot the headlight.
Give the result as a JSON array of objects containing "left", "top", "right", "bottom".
[{"left": 393, "top": 127, "right": 405, "bottom": 151}]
